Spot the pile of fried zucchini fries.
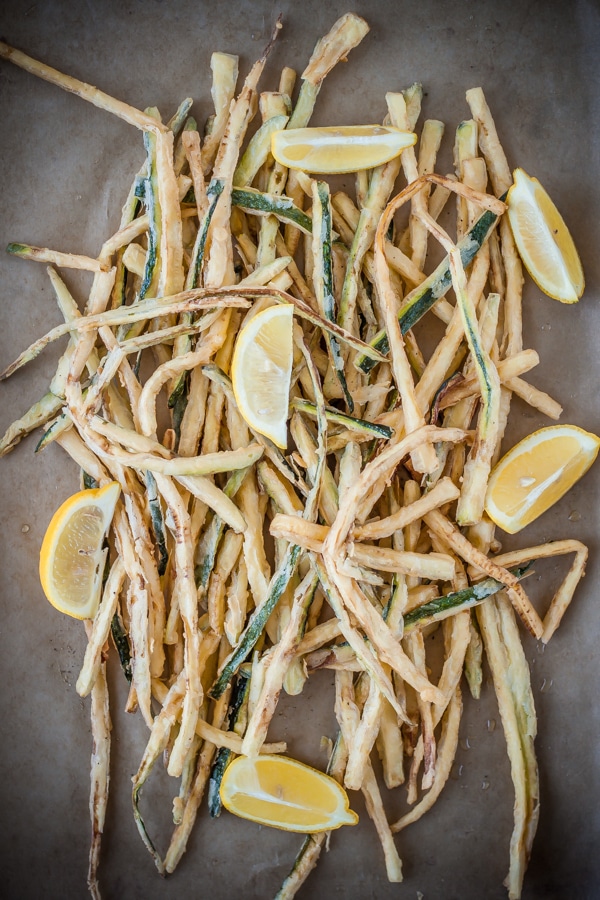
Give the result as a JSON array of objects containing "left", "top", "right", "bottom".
[{"left": 0, "top": 12, "right": 590, "bottom": 900}]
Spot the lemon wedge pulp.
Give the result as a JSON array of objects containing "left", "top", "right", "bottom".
[
  {"left": 507, "top": 167, "right": 584, "bottom": 303},
  {"left": 39, "top": 481, "right": 121, "bottom": 619},
  {"left": 484, "top": 425, "right": 599, "bottom": 534},
  {"left": 219, "top": 754, "right": 358, "bottom": 832},
  {"left": 230, "top": 304, "right": 294, "bottom": 448},
  {"left": 271, "top": 125, "right": 417, "bottom": 174}
]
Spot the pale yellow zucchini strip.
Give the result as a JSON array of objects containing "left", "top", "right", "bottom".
[
  {"left": 86, "top": 657, "right": 112, "bottom": 900},
  {"left": 391, "top": 685, "right": 462, "bottom": 832},
  {"left": 424, "top": 508, "right": 543, "bottom": 639},
  {"left": 468, "top": 540, "right": 588, "bottom": 643},
  {"left": 477, "top": 595, "right": 539, "bottom": 900},
  {"left": 77, "top": 558, "right": 127, "bottom": 697},
  {"left": 0, "top": 40, "right": 166, "bottom": 131}
]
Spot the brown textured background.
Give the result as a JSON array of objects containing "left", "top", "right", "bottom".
[{"left": 0, "top": 1, "right": 599, "bottom": 898}]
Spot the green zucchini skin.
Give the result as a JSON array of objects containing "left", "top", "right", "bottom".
[
  {"left": 145, "top": 471, "right": 169, "bottom": 576},
  {"left": 402, "top": 564, "right": 531, "bottom": 630},
  {"left": 207, "top": 668, "right": 251, "bottom": 817},
  {"left": 231, "top": 186, "right": 313, "bottom": 234},
  {"left": 314, "top": 181, "right": 354, "bottom": 411},
  {"left": 292, "top": 397, "right": 393, "bottom": 439},
  {"left": 182, "top": 185, "right": 310, "bottom": 233},
  {"left": 209, "top": 544, "right": 301, "bottom": 700},
  {"left": 188, "top": 179, "right": 225, "bottom": 289},
  {"left": 111, "top": 611, "right": 133, "bottom": 683},
  {"left": 356, "top": 207, "right": 500, "bottom": 374},
  {"left": 194, "top": 466, "right": 249, "bottom": 589}
]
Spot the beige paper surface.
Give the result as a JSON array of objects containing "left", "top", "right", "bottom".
[{"left": 0, "top": 1, "right": 599, "bottom": 898}]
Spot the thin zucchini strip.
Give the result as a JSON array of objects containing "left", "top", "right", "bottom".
[
  {"left": 291, "top": 397, "right": 392, "bottom": 440},
  {"left": 207, "top": 667, "right": 251, "bottom": 817},
  {"left": 233, "top": 114, "right": 289, "bottom": 187},
  {"left": 153, "top": 476, "right": 203, "bottom": 778},
  {"left": 0, "top": 391, "right": 64, "bottom": 456},
  {"left": 201, "top": 51, "right": 240, "bottom": 173},
  {"left": 447, "top": 247, "right": 501, "bottom": 525},
  {"left": 356, "top": 204, "right": 502, "bottom": 374},
  {"left": 403, "top": 565, "right": 531, "bottom": 631},
  {"left": 156, "top": 126, "right": 183, "bottom": 296},
  {"left": 6, "top": 242, "right": 109, "bottom": 272},
  {"left": 144, "top": 472, "right": 169, "bottom": 576},
  {"left": 209, "top": 544, "right": 302, "bottom": 700},
  {"left": 232, "top": 186, "right": 313, "bottom": 234},
  {"left": 312, "top": 180, "right": 353, "bottom": 410},
  {"left": 477, "top": 595, "right": 539, "bottom": 900},
  {"left": 0, "top": 40, "right": 166, "bottom": 131},
  {"left": 372, "top": 179, "right": 438, "bottom": 474},
  {"left": 204, "top": 24, "right": 281, "bottom": 289},
  {"left": 187, "top": 179, "right": 225, "bottom": 290},
  {"left": 77, "top": 559, "right": 127, "bottom": 697},
  {"left": 86, "top": 658, "right": 111, "bottom": 900},
  {"left": 337, "top": 133, "right": 403, "bottom": 335}
]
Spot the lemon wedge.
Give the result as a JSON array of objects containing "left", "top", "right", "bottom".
[
  {"left": 219, "top": 754, "right": 358, "bottom": 832},
  {"left": 230, "top": 304, "right": 293, "bottom": 448},
  {"left": 271, "top": 125, "right": 417, "bottom": 174},
  {"left": 507, "top": 168, "right": 584, "bottom": 303},
  {"left": 39, "top": 481, "right": 121, "bottom": 618},
  {"left": 484, "top": 425, "right": 599, "bottom": 534}
]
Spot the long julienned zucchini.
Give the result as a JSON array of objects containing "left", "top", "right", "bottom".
[
  {"left": 291, "top": 397, "right": 393, "bottom": 440},
  {"left": 356, "top": 206, "right": 500, "bottom": 373},
  {"left": 209, "top": 544, "right": 302, "bottom": 699},
  {"left": 167, "top": 179, "right": 225, "bottom": 410},
  {"left": 312, "top": 180, "right": 353, "bottom": 411},
  {"left": 207, "top": 666, "right": 251, "bottom": 817},
  {"left": 403, "top": 564, "right": 531, "bottom": 630},
  {"left": 194, "top": 465, "right": 249, "bottom": 589},
  {"left": 231, "top": 186, "right": 313, "bottom": 234}
]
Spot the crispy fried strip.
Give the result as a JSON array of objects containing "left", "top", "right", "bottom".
[
  {"left": 355, "top": 476, "right": 460, "bottom": 541},
  {"left": 7, "top": 242, "right": 110, "bottom": 272},
  {"left": 468, "top": 540, "right": 588, "bottom": 642},
  {"left": 424, "top": 508, "right": 543, "bottom": 639},
  {"left": 477, "top": 595, "right": 539, "bottom": 900},
  {"left": 391, "top": 685, "right": 462, "bottom": 832},
  {"left": 77, "top": 558, "right": 127, "bottom": 697},
  {"left": 437, "top": 350, "right": 539, "bottom": 409},
  {"left": 0, "top": 41, "right": 165, "bottom": 130},
  {"left": 153, "top": 476, "right": 203, "bottom": 778},
  {"left": 503, "top": 376, "right": 562, "bottom": 420},
  {"left": 86, "top": 657, "right": 111, "bottom": 900}
]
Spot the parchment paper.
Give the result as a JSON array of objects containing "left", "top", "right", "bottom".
[{"left": 1, "top": 1, "right": 599, "bottom": 898}]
